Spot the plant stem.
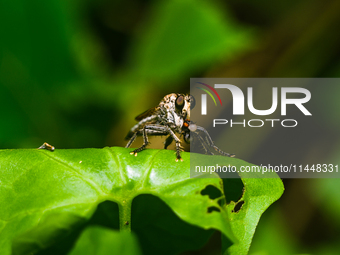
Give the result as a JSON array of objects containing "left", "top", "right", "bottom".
[{"left": 119, "top": 198, "right": 132, "bottom": 232}]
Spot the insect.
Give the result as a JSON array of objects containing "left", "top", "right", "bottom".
[
  {"left": 125, "top": 93, "right": 235, "bottom": 161},
  {"left": 37, "top": 142, "right": 55, "bottom": 151}
]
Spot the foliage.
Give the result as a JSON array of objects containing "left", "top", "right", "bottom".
[{"left": 0, "top": 147, "right": 283, "bottom": 255}]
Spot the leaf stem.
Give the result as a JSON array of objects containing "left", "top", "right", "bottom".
[{"left": 119, "top": 198, "right": 132, "bottom": 232}]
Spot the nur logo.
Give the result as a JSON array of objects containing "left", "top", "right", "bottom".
[
  {"left": 197, "top": 83, "right": 312, "bottom": 116},
  {"left": 196, "top": 82, "right": 222, "bottom": 115}
]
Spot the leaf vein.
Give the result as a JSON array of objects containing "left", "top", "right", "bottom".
[
  {"left": 107, "top": 147, "right": 127, "bottom": 184},
  {"left": 38, "top": 151, "right": 104, "bottom": 195}
]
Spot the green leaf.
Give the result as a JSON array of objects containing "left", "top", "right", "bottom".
[
  {"left": 0, "top": 147, "right": 232, "bottom": 254},
  {"left": 0, "top": 147, "right": 283, "bottom": 255},
  {"left": 69, "top": 226, "right": 142, "bottom": 255},
  {"left": 188, "top": 153, "right": 284, "bottom": 254},
  {"left": 223, "top": 160, "right": 285, "bottom": 255},
  {"left": 131, "top": 0, "right": 253, "bottom": 80}
]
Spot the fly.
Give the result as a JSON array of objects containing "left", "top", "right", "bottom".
[{"left": 125, "top": 93, "right": 234, "bottom": 161}]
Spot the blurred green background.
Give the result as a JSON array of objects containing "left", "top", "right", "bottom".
[{"left": 1, "top": 0, "right": 340, "bottom": 254}]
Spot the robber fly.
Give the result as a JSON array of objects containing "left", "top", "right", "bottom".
[{"left": 125, "top": 93, "right": 235, "bottom": 161}]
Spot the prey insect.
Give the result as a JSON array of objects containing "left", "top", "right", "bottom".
[
  {"left": 125, "top": 93, "right": 235, "bottom": 161},
  {"left": 37, "top": 142, "right": 55, "bottom": 151}
]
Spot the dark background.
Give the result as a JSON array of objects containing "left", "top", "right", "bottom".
[{"left": 1, "top": 0, "right": 340, "bottom": 254}]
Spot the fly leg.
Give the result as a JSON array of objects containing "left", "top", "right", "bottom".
[
  {"left": 126, "top": 124, "right": 183, "bottom": 161},
  {"left": 130, "top": 127, "right": 149, "bottom": 156},
  {"left": 125, "top": 132, "right": 138, "bottom": 148},
  {"left": 192, "top": 132, "right": 214, "bottom": 155},
  {"left": 126, "top": 128, "right": 165, "bottom": 148},
  {"left": 167, "top": 127, "right": 183, "bottom": 162},
  {"left": 196, "top": 126, "right": 235, "bottom": 157},
  {"left": 127, "top": 125, "right": 169, "bottom": 156}
]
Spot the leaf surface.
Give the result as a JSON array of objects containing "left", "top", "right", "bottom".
[
  {"left": 0, "top": 147, "right": 283, "bottom": 254},
  {"left": 0, "top": 147, "right": 232, "bottom": 254}
]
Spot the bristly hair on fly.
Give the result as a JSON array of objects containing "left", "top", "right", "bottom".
[{"left": 125, "top": 93, "right": 235, "bottom": 161}]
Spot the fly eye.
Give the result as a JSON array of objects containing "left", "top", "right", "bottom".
[
  {"left": 175, "top": 95, "right": 184, "bottom": 110},
  {"left": 190, "top": 95, "right": 196, "bottom": 110}
]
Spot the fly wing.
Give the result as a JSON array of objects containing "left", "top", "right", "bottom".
[{"left": 135, "top": 107, "right": 158, "bottom": 121}]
